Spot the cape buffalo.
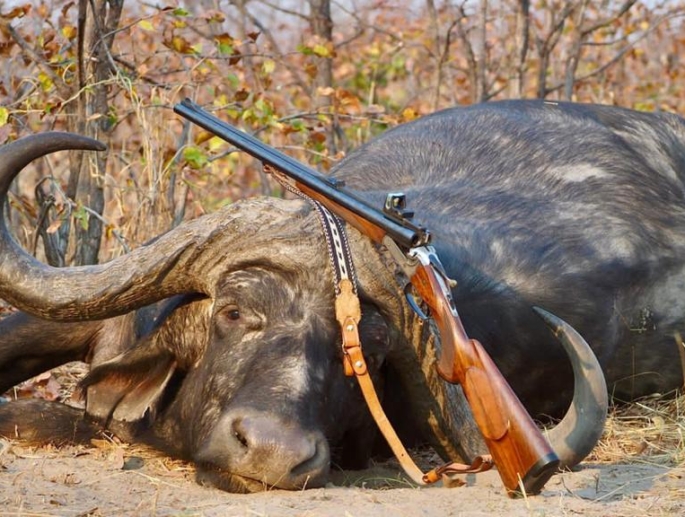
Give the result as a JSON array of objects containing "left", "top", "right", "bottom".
[{"left": 1, "top": 99, "right": 682, "bottom": 492}]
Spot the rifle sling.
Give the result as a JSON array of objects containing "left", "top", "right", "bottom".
[{"left": 266, "top": 165, "right": 493, "bottom": 486}]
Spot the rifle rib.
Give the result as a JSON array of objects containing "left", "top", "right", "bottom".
[{"left": 174, "top": 99, "right": 428, "bottom": 250}]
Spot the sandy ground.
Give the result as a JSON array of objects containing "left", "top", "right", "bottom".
[
  {"left": 2, "top": 362, "right": 683, "bottom": 516},
  {"left": 1, "top": 439, "right": 683, "bottom": 517}
]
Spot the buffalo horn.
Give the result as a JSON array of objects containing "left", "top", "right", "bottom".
[
  {"left": 0, "top": 133, "right": 211, "bottom": 320},
  {"left": 0, "top": 134, "right": 609, "bottom": 471},
  {"left": 534, "top": 306, "right": 608, "bottom": 469}
]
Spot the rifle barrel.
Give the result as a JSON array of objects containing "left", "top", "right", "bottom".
[{"left": 174, "top": 99, "right": 428, "bottom": 249}]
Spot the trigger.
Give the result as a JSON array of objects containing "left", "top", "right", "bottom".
[{"left": 404, "top": 284, "right": 429, "bottom": 321}]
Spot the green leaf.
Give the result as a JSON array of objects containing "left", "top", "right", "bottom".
[
  {"left": 297, "top": 44, "right": 314, "bottom": 56},
  {"left": 289, "top": 119, "right": 305, "bottom": 132},
  {"left": 73, "top": 206, "right": 89, "bottom": 231},
  {"left": 226, "top": 73, "right": 240, "bottom": 89},
  {"left": 183, "top": 147, "right": 208, "bottom": 169},
  {"left": 173, "top": 7, "right": 189, "bottom": 16},
  {"left": 218, "top": 42, "right": 234, "bottom": 56}
]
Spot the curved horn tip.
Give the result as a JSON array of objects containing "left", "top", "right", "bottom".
[
  {"left": 34, "top": 131, "right": 107, "bottom": 152},
  {"left": 2, "top": 132, "right": 107, "bottom": 154},
  {"left": 0, "top": 132, "right": 107, "bottom": 191},
  {"left": 533, "top": 305, "right": 609, "bottom": 470},
  {"left": 532, "top": 306, "right": 562, "bottom": 331}
]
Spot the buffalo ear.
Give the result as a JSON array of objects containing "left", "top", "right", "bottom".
[{"left": 81, "top": 342, "right": 177, "bottom": 424}]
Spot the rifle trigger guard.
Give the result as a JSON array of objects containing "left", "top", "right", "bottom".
[{"left": 404, "top": 283, "right": 429, "bottom": 321}]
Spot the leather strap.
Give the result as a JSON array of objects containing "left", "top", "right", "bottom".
[
  {"left": 266, "top": 165, "right": 493, "bottom": 486},
  {"left": 337, "top": 288, "right": 493, "bottom": 486}
]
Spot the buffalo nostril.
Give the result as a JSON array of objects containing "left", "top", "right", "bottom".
[
  {"left": 231, "top": 419, "right": 249, "bottom": 449},
  {"left": 234, "top": 431, "right": 248, "bottom": 448},
  {"left": 290, "top": 434, "right": 327, "bottom": 478}
]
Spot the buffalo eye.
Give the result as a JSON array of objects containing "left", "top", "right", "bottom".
[
  {"left": 216, "top": 303, "right": 263, "bottom": 332},
  {"left": 219, "top": 305, "right": 241, "bottom": 322}
]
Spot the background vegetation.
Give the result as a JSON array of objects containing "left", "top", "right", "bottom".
[{"left": 1, "top": 0, "right": 684, "bottom": 264}]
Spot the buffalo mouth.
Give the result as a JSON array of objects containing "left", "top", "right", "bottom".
[
  {"left": 195, "top": 464, "right": 268, "bottom": 493},
  {"left": 194, "top": 463, "right": 329, "bottom": 493},
  {"left": 192, "top": 410, "right": 332, "bottom": 493}
]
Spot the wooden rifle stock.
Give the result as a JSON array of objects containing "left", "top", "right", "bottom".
[{"left": 411, "top": 262, "right": 559, "bottom": 494}]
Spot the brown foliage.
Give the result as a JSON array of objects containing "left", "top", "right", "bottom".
[{"left": 0, "top": 0, "right": 681, "bottom": 258}]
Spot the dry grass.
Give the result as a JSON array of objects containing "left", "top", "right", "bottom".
[
  {"left": 590, "top": 391, "right": 685, "bottom": 466},
  {"left": 2, "top": 370, "right": 685, "bottom": 517}
]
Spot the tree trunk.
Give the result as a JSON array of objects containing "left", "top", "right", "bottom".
[
  {"left": 308, "top": 0, "right": 337, "bottom": 158},
  {"left": 67, "top": 0, "right": 123, "bottom": 266}
]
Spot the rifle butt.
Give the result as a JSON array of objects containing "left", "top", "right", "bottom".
[{"left": 451, "top": 337, "right": 560, "bottom": 495}]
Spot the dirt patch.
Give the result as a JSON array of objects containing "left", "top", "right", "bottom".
[{"left": 1, "top": 440, "right": 683, "bottom": 517}]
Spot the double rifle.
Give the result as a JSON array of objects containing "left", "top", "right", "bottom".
[{"left": 174, "top": 99, "right": 560, "bottom": 496}]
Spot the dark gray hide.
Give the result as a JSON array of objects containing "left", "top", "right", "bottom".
[{"left": 330, "top": 99, "right": 685, "bottom": 413}]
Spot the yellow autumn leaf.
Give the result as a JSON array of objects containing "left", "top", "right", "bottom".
[
  {"left": 262, "top": 59, "right": 275, "bottom": 75},
  {"left": 213, "top": 94, "right": 229, "bottom": 107},
  {"left": 172, "top": 36, "right": 187, "bottom": 53},
  {"left": 312, "top": 44, "right": 331, "bottom": 58},
  {"left": 37, "top": 72, "right": 53, "bottom": 92},
  {"left": 208, "top": 136, "right": 224, "bottom": 152},
  {"left": 139, "top": 19, "right": 155, "bottom": 32},
  {"left": 61, "top": 25, "right": 77, "bottom": 40},
  {"left": 401, "top": 107, "right": 418, "bottom": 122},
  {"left": 0, "top": 106, "right": 8, "bottom": 127}
]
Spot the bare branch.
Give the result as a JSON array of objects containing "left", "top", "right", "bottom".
[
  {"left": 580, "top": 0, "right": 637, "bottom": 36},
  {"left": 254, "top": 0, "right": 309, "bottom": 21},
  {"left": 454, "top": 4, "right": 479, "bottom": 102},
  {"left": 476, "top": 0, "right": 488, "bottom": 102},
  {"left": 235, "top": 2, "right": 309, "bottom": 93},
  {"left": 550, "top": 6, "right": 685, "bottom": 96},
  {"left": 535, "top": 1, "right": 580, "bottom": 98},
  {"left": 2, "top": 20, "right": 70, "bottom": 98},
  {"left": 514, "top": 0, "right": 531, "bottom": 97}
]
